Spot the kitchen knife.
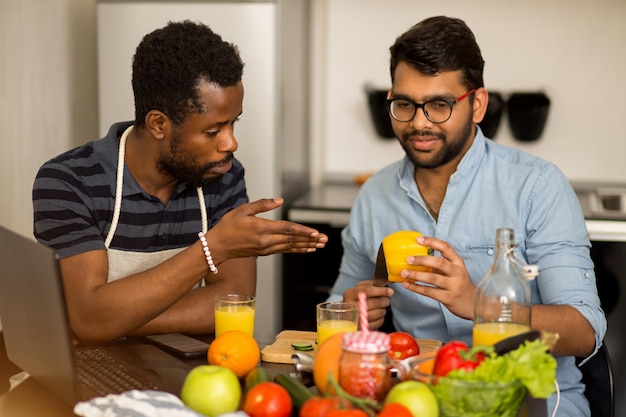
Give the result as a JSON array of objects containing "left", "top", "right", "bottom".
[
  {"left": 373, "top": 243, "right": 389, "bottom": 287},
  {"left": 492, "top": 329, "right": 559, "bottom": 355}
]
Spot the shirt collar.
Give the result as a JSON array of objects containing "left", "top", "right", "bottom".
[{"left": 450, "top": 125, "right": 487, "bottom": 184}]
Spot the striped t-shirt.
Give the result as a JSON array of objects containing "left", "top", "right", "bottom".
[{"left": 33, "top": 121, "right": 249, "bottom": 259}]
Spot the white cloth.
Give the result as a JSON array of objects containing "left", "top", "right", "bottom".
[
  {"left": 73, "top": 390, "right": 249, "bottom": 417},
  {"left": 73, "top": 390, "right": 206, "bottom": 417}
]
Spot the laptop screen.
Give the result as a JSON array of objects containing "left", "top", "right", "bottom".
[{"left": 0, "top": 226, "right": 80, "bottom": 404}]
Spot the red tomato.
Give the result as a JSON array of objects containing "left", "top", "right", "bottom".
[
  {"left": 243, "top": 382, "right": 293, "bottom": 417},
  {"left": 388, "top": 332, "right": 420, "bottom": 359},
  {"left": 377, "top": 402, "right": 413, "bottom": 417},
  {"left": 325, "top": 410, "right": 369, "bottom": 417},
  {"left": 299, "top": 397, "right": 352, "bottom": 417}
]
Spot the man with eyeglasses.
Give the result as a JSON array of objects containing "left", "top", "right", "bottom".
[{"left": 327, "top": 16, "right": 605, "bottom": 417}]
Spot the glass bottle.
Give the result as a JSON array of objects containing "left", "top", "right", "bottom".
[
  {"left": 473, "top": 228, "right": 532, "bottom": 346},
  {"left": 338, "top": 331, "right": 393, "bottom": 402}
]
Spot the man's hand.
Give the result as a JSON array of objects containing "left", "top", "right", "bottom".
[
  {"left": 399, "top": 235, "right": 476, "bottom": 320},
  {"left": 343, "top": 281, "right": 394, "bottom": 330},
  {"left": 208, "top": 198, "right": 328, "bottom": 261}
]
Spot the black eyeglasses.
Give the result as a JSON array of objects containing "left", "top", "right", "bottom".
[{"left": 387, "top": 89, "right": 477, "bottom": 124}]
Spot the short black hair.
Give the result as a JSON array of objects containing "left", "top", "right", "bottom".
[
  {"left": 389, "top": 16, "right": 484, "bottom": 90},
  {"left": 132, "top": 20, "right": 244, "bottom": 128}
]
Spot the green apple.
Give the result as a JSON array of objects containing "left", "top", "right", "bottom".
[
  {"left": 384, "top": 380, "right": 438, "bottom": 417},
  {"left": 180, "top": 365, "right": 241, "bottom": 417}
]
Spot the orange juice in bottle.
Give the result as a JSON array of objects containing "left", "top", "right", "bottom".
[
  {"left": 473, "top": 322, "right": 530, "bottom": 346},
  {"left": 473, "top": 228, "right": 532, "bottom": 346}
]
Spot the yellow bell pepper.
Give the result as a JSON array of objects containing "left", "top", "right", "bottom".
[{"left": 382, "top": 230, "right": 433, "bottom": 282}]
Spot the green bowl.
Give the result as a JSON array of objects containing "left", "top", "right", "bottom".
[
  {"left": 404, "top": 355, "right": 526, "bottom": 417},
  {"left": 430, "top": 377, "right": 526, "bottom": 417}
]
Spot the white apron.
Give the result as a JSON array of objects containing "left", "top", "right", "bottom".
[
  {"left": 105, "top": 126, "right": 208, "bottom": 283},
  {"left": 7, "top": 127, "right": 209, "bottom": 390}
]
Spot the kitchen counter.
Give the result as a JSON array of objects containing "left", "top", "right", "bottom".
[
  {"left": 287, "top": 181, "right": 626, "bottom": 242},
  {"left": 570, "top": 180, "right": 626, "bottom": 242},
  {"left": 287, "top": 183, "right": 359, "bottom": 227}
]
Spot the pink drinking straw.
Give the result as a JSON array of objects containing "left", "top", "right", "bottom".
[
  {"left": 358, "top": 291, "right": 369, "bottom": 335},
  {"left": 358, "top": 291, "right": 377, "bottom": 399}
]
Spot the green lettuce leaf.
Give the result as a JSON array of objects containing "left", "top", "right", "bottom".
[{"left": 445, "top": 339, "right": 557, "bottom": 399}]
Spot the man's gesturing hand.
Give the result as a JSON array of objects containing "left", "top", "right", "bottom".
[{"left": 209, "top": 198, "right": 328, "bottom": 259}]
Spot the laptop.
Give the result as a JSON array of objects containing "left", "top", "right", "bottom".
[{"left": 0, "top": 226, "right": 193, "bottom": 405}]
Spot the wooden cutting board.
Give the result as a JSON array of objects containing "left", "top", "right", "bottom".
[
  {"left": 261, "top": 331, "right": 318, "bottom": 364},
  {"left": 260, "top": 330, "right": 441, "bottom": 364}
]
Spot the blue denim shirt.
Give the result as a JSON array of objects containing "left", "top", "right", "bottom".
[{"left": 328, "top": 129, "right": 607, "bottom": 416}]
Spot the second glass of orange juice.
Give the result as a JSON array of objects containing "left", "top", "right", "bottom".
[
  {"left": 316, "top": 301, "right": 358, "bottom": 346},
  {"left": 215, "top": 294, "right": 255, "bottom": 337}
]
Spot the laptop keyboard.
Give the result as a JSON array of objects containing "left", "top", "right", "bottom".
[{"left": 76, "top": 348, "right": 161, "bottom": 395}]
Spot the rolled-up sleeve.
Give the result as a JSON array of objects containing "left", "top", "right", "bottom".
[{"left": 525, "top": 165, "right": 607, "bottom": 362}]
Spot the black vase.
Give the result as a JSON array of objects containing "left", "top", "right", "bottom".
[
  {"left": 365, "top": 87, "right": 395, "bottom": 139},
  {"left": 507, "top": 92, "right": 550, "bottom": 142},
  {"left": 479, "top": 91, "right": 504, "bottom": 139}
]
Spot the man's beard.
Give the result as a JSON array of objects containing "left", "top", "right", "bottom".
[
  {"left": 156, "top": 133, "right": 232, "bottom": 189},
  {"left": 400, "top": 114, "right": 474, "bottom": 169}
]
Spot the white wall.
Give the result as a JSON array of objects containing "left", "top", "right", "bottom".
[
  {"left": 0, "top": 0, "right": 98, "bottom": 237},
  {"left": 310, "top": 0, "right": 626, "bottom": 185}
]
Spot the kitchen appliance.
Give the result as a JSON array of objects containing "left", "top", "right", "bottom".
[{"left": 282, "top": 184, "right": 359, "bottom": 331}]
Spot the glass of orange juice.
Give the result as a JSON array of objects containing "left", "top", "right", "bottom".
[
  {"left": 214, "top": 294, "right": 255, "bottom": 337},
  {"left": 316, "top": 301, "right": 358, "bottom": 346}
]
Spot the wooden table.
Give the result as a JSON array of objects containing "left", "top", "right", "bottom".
[
  {"left": 0, "top": 332, "right": 548, "bottom": 417},
  {"left": 0, "top": 332, "right": 293, "bottom": 417}
]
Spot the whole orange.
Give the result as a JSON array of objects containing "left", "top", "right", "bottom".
[
  {"left": 208, "top": 330, "right": 260, "bottom": 378},
  {"left": 313, "top": 332, "right": 344, "bottom": 395}
]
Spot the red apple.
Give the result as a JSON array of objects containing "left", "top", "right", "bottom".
[
  {"left": 180, "top": 365, "right": 241, "bottom": 417},
  {"left": 384, "top": 380, "right": 438, "bottom": 417}
]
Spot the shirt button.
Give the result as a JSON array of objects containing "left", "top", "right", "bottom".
[
  {"left": 161, "top": 234, "right": 166, "bottom": 240},
  {"left": 585, "top": 271, "right": 591, "bottom": 278},
  {"left": 487, "top": 248, "right": 494, "bottom": 256}
]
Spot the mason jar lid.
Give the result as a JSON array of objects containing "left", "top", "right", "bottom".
[{"left": 342, "top": 331, "right": 390, "bottom": 353}]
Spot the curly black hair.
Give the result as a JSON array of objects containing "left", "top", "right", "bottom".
[
  {"left": 131, "top": 20, "right": 244, "bottom": 128},
  {"left": 390, "top": 16, "right": 484, "bottom": 91}
]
